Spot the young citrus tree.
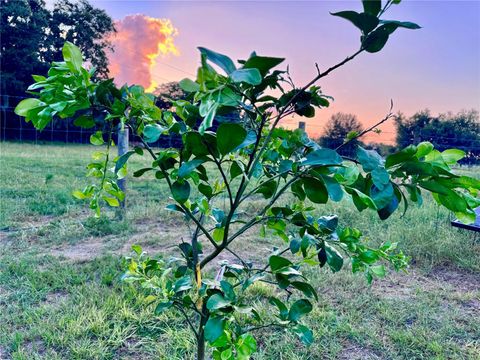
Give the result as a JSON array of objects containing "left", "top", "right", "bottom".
[{"left": 15, "top": 1, "right": 480, "bottom": 359}]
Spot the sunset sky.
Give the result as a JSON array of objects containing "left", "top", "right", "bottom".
[{"left": 92, "top": 0, "right": 480, "bottom": 143}]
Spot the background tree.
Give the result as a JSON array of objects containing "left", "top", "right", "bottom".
[
  {"left": 0, "top": 0, "right": 115, "bottom": 97},
  {"left": 0, "top": 0, "right": 50, "bottom": 97},
  {"left": 154, "top": 82, "right": 188, "bottom": 110},
  {"left": 318, "top": 112, "right": 364, "bottom": 157},
  {"left": 396, "top": 109, "right": 480, "bottom": 164},
  {"left": 47, "top": 0, "right": 115, "bottom": 79}
]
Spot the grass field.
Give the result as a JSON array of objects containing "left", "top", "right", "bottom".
[{"left": 0, "top": 142, "right": 479, "bottom": 360}]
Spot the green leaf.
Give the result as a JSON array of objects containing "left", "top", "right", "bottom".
[
  {"left": 179, "top": 78, "right": 200, "bottom": 92},
  {"left": 212, "top": 227, "right": 225, "bottom": 243},
  {"left": 198, "top": 47, "right": 236, "bottom": 74},
  {"left": 441, "top": 149, "right": 465, "bottom": 164},
  {"left": 230, "top": 68, "right": 262, "bottom": 85},
  {"left": 269, "top": 255, "right": 293, "bottom": 272},
  {"left": 303, "top": 177, "right": 328, "bottom": 204},
  {"left": 230, "top": 161, "right": 244, "bottom": 180},
  {"left": 217, "top": 123, "right": 247, "bottom": 155},
  {"left": 362, "top": 25, "right": 390, "bottom": 53},
  {"left": 205, "top": 316, "right": 225, "bottom": 343},
  {"left": 102, "top": 195, "right": 119, "bottom": 207},
  {"left": 321, "top": 175, "right": 344, "bottom": 202},
  {"left": 331, "top": 11, "right": 379, "bottom": 34},
  {"left": 90, "top": 131, "right": 104, "bottom": 146},
  {"left": 325, "top": 243, "right": 344, "bottom": 272},
  {"left": 288, "top": 299, "right": 313, "bottom": 322},
  {"left": 14, "top": 98, "right": 43, "bottom": 117},
  {"left": 115, "top": 150, "right": 135, "bottom": 173},
  {"left": 207, "top": 293, "right": 231, "bottom": 310},
  {"left": 62, "top": 41, "right": 83, "bottom": 72},
  {"left": 385, "top": 145, "right": 417, "bottom": 168},
  {"left": 236, "top": 334, "right": 257, "bottom": 357},
  {"left": 371, "top": 168, "right": 390, "bottom": 188},
  {"left": 347, "top": 187, "right": 378, "bottom": 210},
  {"left": 172, "top": 181, "right": 190, "bottom": 203},
  {"left": 269, "top": 297, "right": 289, "bottom": 320},
  {"left": 255, "top": 179, "right": 278, "bottom": 199},
  {"left": 415, "top": 142, "right": 434, "bottom": 158},
  {"left": 144, "top": 124, "right": 166, "bottom": 143},
  {"left": 73, "top": 115, "right": 95, "bottom": 129},
  {"left": 362, "top": 0, "right": 381, "bottom": 16},
  {"left": 301, "top": 148, "right": 342, "bottom": 167},
  {"left": 174, "top": 276, "right": 192, "bottom": 292},
  {"left": 178, "top": 158, "right": 206, "bottom": 178},
  {"left": 290, "top": 281, "right": 318, "bottom": 301},
  {"left": 357, "top": 146, "right": 384, "bottom": 172},
  {"left": 166, "top": 204, "right": 186, "bottom": 214},
  {"left": 292, "top": 324, "right": 314, "bottom": 346},
  {"left": 380, "top": 20, "right": 421, "bottom": 31},
  {"left": 155, "top": 301, "right": 173, "bottom": 314},
  {"left": 243, "top": 55, "right": 285, "bottom": 76}
]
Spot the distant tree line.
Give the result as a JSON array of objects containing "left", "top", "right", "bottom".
[{"left": 317, "top": 110, "right": 480, "bottom": 164}]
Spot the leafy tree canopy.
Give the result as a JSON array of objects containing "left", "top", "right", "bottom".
[{"left": 0, "top": 0, "right": 115, "bottom": 97}]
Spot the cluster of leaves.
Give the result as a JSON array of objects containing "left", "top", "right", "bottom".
[{"left": 14, "top": 1, "right": 480, "bottom": 359}]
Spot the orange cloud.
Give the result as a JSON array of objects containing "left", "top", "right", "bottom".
[{"left": 108, "top": 15, "right": 178, "bottom": 92}]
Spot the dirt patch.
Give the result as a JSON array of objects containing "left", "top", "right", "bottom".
[
  {"left": 338, "top": 341, "right": 383, "bottom": 360},
  {"left": 42, "top": 291, "right": 69, "bottom": 307},
  {"left": 373, "top": 266, "right": 479, "bottom": 302},
  {"left": 427, "top": 266, "right": 480, "bottom": 293},
  {"left": 50, "top": 237, "right": 105, "bottom": 262}
]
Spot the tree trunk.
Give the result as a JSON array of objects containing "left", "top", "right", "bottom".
[{"left": 197, "top": 329, "right": 206, "bottom": 360}]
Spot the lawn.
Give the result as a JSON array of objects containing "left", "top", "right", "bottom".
[{"left": 0, "top": 141, "right": 479, "bottom": 360}]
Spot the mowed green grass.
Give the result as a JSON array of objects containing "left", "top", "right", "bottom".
[{"left": 0, "top": 141, "right": 479, "bottom": 360}]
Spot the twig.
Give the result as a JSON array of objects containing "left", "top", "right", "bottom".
[{"left": 335, "top": 100, "right": 395, "bottom": 151}]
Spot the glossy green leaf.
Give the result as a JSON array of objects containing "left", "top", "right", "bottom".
[
  {"left": 291, "top": 281, "right": 318, "bottom": 301},
  {"left": 217, "top": 123, "right": 248, "bottom": 155},
  {"left": 178, "top": 158, "right": 206, "bottom": 178},
  {"left": 179, "top": 78, "right": 200, "bottom": 92},
  {"left": 288, "top": 299, "right": 313, "bottom": 321},
  {"left": 207, "top": 293, "right": 231, "bottom": 310},
  {"left": 269, "top": 297, "right": 289, "bottom": 320},
  {"left": 230, "top": 68, "right": 262, "bottom": 85},
  {"left": 155, "top": 301, "right": 173, "bottom": 314},
  {"left": 357, "top": 146, "right": 384, "bottom": 172},
  {"left": 14, "top": 98, "right": 43, "bottom": 117},
  {"left": 198, "top": 47, "right": 236, "bottom": 74},
  {"left": 144, "top": 124, "right": 166, "bottom": 143},
  {"left": 325, "top": 243, "right": 344, "bottom": 272},
  {"left": 62, "top": 41, "right": 83, "bottom": 72},
  {"left": 292, "top": 324, "right": 314, "bottom": 346},
  {"left": 90, "top": 131, "right": 104, "bottom": 146},
  {"left": 243, "top": 55, "right": 285, "bottom": 76},
  {"left": 301, "top": 148, "right": 342, "bottom": 167},
  {"left": 303, "top": 177, "right": 328, "bottom": 204},
  {"left": 204, "top": 316, "right": 225, "bottom": 343},
  {"left": 172, "top": 181, "right": 190, "bottom": 203},
  {"left": 269, "top": 255, "right": 293, "bottom": 272}
]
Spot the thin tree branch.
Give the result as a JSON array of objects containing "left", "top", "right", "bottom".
[{"left": 335, "top": 101, "right": 394, "bottom": 151}]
